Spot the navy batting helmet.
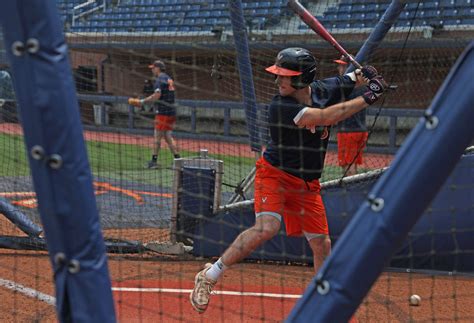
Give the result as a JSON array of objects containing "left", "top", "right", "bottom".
[{"left": 265, "top": 47, "right": 317, "bottom": 89}]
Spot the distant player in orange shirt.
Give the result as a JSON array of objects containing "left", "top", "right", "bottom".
[
  {"left": 189, "top": 48, "right": 387, "bottom": 314},
  {"left": 334, "top": 56, "right": 369, "bottom": 176},
  {"left": 128, "top": 60, "right": 180, "bottom": 168}
]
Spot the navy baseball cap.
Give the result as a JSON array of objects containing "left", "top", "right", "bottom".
[{"left": 148, "top": 60, "right": 166, "bottom": 70}]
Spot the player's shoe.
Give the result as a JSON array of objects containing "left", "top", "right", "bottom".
[
  {"left": 146, "top": 160, "right": 159, "bottom": 169},
  {"left": 190, "top": 263, "right": 216, "bottom": 313}
]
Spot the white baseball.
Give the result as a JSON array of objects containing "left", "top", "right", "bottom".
[{"left": 409, "top": 294, "right": 421, "bottom": 306}]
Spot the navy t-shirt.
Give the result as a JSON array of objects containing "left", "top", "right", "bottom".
[
  {"left": 153, "top": 72, "right": 176, "bottom": 116},
  {"left": 263, "top": 75, "right": 355, "bottom": 181},
  {"left": 336, "top": 85, "right": 368, "bottom": 132}
]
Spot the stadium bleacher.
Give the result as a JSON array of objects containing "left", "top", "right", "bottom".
[
  {"left": 306, "top": 0, "right": 473, "bottom": 30},
  {"left": 64, "top": 0, "right": 287, "bottom": 33},
  {"left": 56, "top": 0, "right": 473, "bottom": 33}
]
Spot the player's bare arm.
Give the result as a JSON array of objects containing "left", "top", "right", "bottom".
[
  {"left": 128, "top": 90, "right": 161, "bottom": 107},
  {"left": 294, "top": 96, "right": 368, "bottom": 127},
  {"left": 294, "top": 75, "right": 387, "bottom": 127},
  {"left": 142, "top": 91, "right": 161, "bottom": 104}
]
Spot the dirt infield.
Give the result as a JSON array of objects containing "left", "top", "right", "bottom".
[
  {"left": 0, "top": 250, "right": 473, "bottom": 322},
  {"left": 0, "top": 217, "right": 472, "bottom": 321}
]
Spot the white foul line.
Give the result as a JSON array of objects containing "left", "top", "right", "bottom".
[
  {"left": 0, "top": 278, "right": 56, "bottom": 305},
  {"left": 112, "top": 287, "right": 302, "bottom": 299},
  {"left": 0, "top": 279, "right": 301, "bottom": 307}
]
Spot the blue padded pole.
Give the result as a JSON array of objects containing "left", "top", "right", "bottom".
[
  {"left": 346, "top": 0, "right": 408, "bottom": 73},
  {"left": 228, "top": 0, "right": 261, "bottom": 152},
  {"left": 0, "top": 1, "right": 115, "bottom": 322},
  {"left": 288, "top": 42, "right": 474, "bottom": 323},
  {"left": 0, "top": 197, "right": 43, "bottom": 237}
]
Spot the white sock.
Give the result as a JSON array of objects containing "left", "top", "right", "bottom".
[{"left": 205, "top": 258, "right": 228, "bottom": 281}]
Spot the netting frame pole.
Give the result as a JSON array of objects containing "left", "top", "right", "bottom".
[
  {"left": 0, "top": 1, "right": 115, "bottom": 322},
  {"left": 228, "top": 0, "right": 261, "bottom": 152},
  {"left": 288, "top": 42, "right": 474, "bottom": 323},
  {"left": 346, "top": 0, "right": 409, "bottom": 73}
]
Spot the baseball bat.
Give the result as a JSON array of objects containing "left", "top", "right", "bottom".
[{"left": 287, "top": 0, "right": 362, "bottom": 69}]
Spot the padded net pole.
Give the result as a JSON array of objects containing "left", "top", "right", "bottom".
[
  {"left": 288, "top": 41, "right": 474, "bottom": 323},
  {"left": 347, "top": 0, "right": 408, "bottom": 72},
  {"left": 229, "top": 0, "right": 261, "bottom": 152},
  {"left": 0, "top": 1, "right": 115, "bottom": 321}
]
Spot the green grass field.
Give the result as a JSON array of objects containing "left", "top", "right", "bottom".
[{"left": 0, "top": 133, "right": 351, "bottom": 189}]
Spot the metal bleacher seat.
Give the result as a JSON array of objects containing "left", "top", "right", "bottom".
[
  {"left": 351, "top": 12, "right": 365, "bottom": 20},
  {"left": 399, "top": 10, "right": 416, "bottom": 20},
  {"left": 443, "top": 8, "right": 459, "bottom": 16},
  {"left": 324, "top": 13, "right": 338, "bottom": 21},
  {"left": 422, "top": 1, "right": 440, "bottom": 10},
  {"left": 439, "top": 0, "right": 454, "bottom": 6},
  {"left": 440, "top": 19, "right": 462, "bottom": 25},
  {"left": 420, "top": 10, "right": 441, "bottom": 18},
  {"left": 269, "top": 8, "right": 281, "bottom": 16},
  {"left": 366, "top": 3, "right": 377, "bottom": 12},
  {"left": 364, "top": 12, "right": 379, "bottom": 21},
  {"left": 352, "top": 4, "right": 367, "bottom": 12},
  {"left": 338, "top": 4, "right": 352, "bottom": 13},
  {"left": 338, "top": 13, "right": 352, "bottom": 21},
  {"left": 351, "top": 22, "right": 366, "bottom": 28},
  {"left": 395, "top": 20, "right": 412, "bottom": 27},
  {"left": 461, "top": 17, "right": 474, "bottom": 24},
  {"left": 455, "top": 0, "right": 472, "bottom": 7},
  {"left": 200, "top": 11, "right": 211, "bottom": 18},
  {"left": 325, "top": 6, "right": 338, "bottom": 15},
  {"left": 459, "top": 8, "right": 474, "bottom": 16},
  {"left": 209, "top": 10, "right": 223, "bottom": 18},
  {"left": 256, "top": 8, "right": 269, "bottom": 16},
  {"left": 195, "top": 18, "right": 206, "bottom": 25}
]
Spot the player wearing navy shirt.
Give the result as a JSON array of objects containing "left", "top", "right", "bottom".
[
  {"left": 263, "top": 75, "right": 356, "bottom": 181},
  {"left": 129, "top": 60, "right": 180, "bottom": 168},
  {"left": 190, "top": 48, "right": 387, "bottom": 314},
  {"left": 334, "top": 56, "right": 369, "bottom": 175}
]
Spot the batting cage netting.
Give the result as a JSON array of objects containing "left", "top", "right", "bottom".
[{"left": 0, "top": 0, "right": 473, "bottom": 321}]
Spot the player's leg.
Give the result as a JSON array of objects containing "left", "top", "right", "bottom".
[
  {"left": 190, "top": 157, "right": 283, "bottom": 313},
  {"left": 147, "top": 117, "right": 164, "bottom": 169},
  {"left": 354, "top": 131, "right": 369, "bottom": 173},
  {"left": 221, "top": 214, "right": 281, "bottom": 266},
  {"left": 298, "top": 180, "right": 331, "bottom": 273},
  {"left": 153, "top": 129, "right": 164, "bottom": 155},
  {"left": 337, "top": 132, "right": 350, "bottom": 173},
  {"left": 163, "top": 130, "right": 180, "bottom": 158},
  {"left": 190, "top": 214, "right": 281, "bottom": 313},
  {"left": 347, "top": 132, "right": 368, "bottom": 176},
  {"left": 306, "top": 234, "right": 331, "bottom": 273}
]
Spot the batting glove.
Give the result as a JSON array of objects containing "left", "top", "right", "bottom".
[
  {"left": 361, "top": 65, "right": 378, "bottom": 80},
  {"left": 128, "top": 98, "right": 144, "bottom": 107},
  {"left": 362, "top": 75, "right": 388, "bottom": 105}
]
